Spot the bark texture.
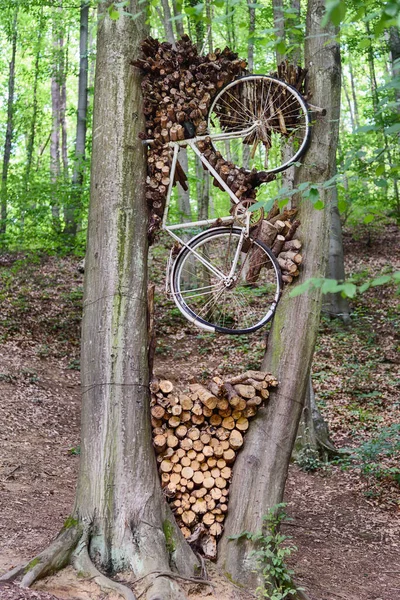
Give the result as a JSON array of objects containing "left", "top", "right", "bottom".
[
  {"left": 323, "top": 178, "right": 350, "bottom": 322},
  {"left": 75, "top": 1, "right": 197, "bottom": 595},
  {"left": 0, "top": 8, "right": 18, "bottom": 239},
  {"left": 218, "top": 0, "right": 340, "bottom": 587}
]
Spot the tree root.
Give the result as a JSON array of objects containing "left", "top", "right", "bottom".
[
  {"left": 0, "top": 522, "right": 198, "bottom": 600},
  {"left": 72, "top": 536, "right": 136, "bottom": 600},
  {"left": 0, "top": 523, "right": 82, "bottom": 588},
  {"left": 0, "top": 563, "right": 27, "bottom": 583}
]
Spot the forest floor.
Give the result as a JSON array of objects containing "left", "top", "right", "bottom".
[{"left": 0, "top": 221, "right": 399, "bottom": 600}]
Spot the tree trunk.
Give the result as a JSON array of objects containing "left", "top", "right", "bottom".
[
  {"left": 348, "top": 60, "right": 359, "bottom": 129},
  {"left": 246, "top": 0, "right": 255, "bottom": 72},
  {"left": 323, "top": 175, "right": 351, "bottom": 322},
  {"left": 389, "top": 27, "right": 400, "bottom": 113},
  {"left": 160, "top": 0, "right": 176, "bottom": 47},
  {"left": 50, "top": 13, "right": 62, "bottom": 234},
  {"left": 218, "top": 0, "right": 340, "bottom": 588},
  {"left": 172, "top": 0, "right": 184, "bottom": 39},
  {"left": 65, "top": 0, "right": 89, "bottom": 239},
  {"left": 292, "top": 376, "right": 338, "bottom": 462},
  {"left": 272, "top": 0, "right": 285, "bottom": 65},
  {"left": 76, "top": 0, "right": 197, "bottom": 592},
  {"left": 0, "top": 8, "right": 18, "bottom": 241},
  {"left": 24, "top": 9, "right": 43, "bottom": 196}
]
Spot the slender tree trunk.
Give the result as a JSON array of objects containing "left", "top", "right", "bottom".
[
  {"left": 349, "top": 61, "right": 359, "bottom": 129},
  {"left": 0, "top": 8, "right": 18, "bottom": 240},
  {"left": 389, "top": 27, "right": 400, "bottom": 112},
  {"left": 246, "top": 0, "right": 255, "bottom": 72},
  {"left": 206, "top": 0, "right": 213, "bottom": 53},
  {"left": 272, "top": 0, "right": 285, "bottom": 65},
  {"left": 288, "top": 0, "right": 301, "bottom": 63},
  {"left": 172, "top": 0, "right": 184, "bottom": 39},
  {"left": 60, "top": 33, "right": 69, "bottom": 178},
  {"left": 24, "top": 10, "right": 43, "bottom": 195},
  {"left": 323, "top": 175, "right": 351, "bottom": 322},
  {"left": 65, "top": 1, "right": 89, "bottom": 239},
  {"left": 342, "top": 72, "right": 355, "bottom": 132},
  {"left": 50, "top": 14, "right": 62, "bottom": 233},
  {"left": 160, "top": 0, "right": 176, "bottom": 47},
  {"left": 76, "top": 0, "right": 197, "bottom": 593},
  {"left": 219, "top": 0, "right": 340, "bottom": 588}
]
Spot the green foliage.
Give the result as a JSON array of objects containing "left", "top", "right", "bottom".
[
  {"left": 289, "top": 271, "right": 400, "bottom": 300},
  {"left": 229, "top": 504, "right": 299, "bottom": 600},
  {"left": 295, "top": 445, "right": 322, "bottom": 472},
  {"left": 351, "top": 424, "right": 400, "bottom": 484}
]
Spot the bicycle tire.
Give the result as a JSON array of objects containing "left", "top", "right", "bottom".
[
  {"left": 170, "top": 227, "right": 282, "bottom": 334},
  {"left": 207, "top": 74, "right": 311, "bottom": 174}
]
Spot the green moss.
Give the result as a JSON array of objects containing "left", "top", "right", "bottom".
[
  {"left": 24, "top": 557, "right": 40, "bottom": 573},
  {"left": 163, "top": 519, "right": 177, "bottom": 554},
  {"left": 62, "top": 516, "right": 79, "bottom": 530}
]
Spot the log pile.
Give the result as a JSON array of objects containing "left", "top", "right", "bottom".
[
  {"left": 134, "top": 36, "right": 247, "bottom": 238},
  {"left": 248, "top": 203, "right": 303, "bottom": 285},
  {"left": 150, "top": 371, "right": 278, "bottom": 558},
  {"left": 134, "top": 36, "right": 278, "bottom": 242}
]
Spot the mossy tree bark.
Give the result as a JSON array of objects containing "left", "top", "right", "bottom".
[
  {"left": 1, "top": 3, "right": 198, "bottom": 599},
  {"left": 218, "top": 0, "right": 340, "bottom": 589}
]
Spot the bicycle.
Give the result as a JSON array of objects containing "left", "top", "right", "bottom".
[{"left": 146, "top": 75, "right": 311, "bottom": 335}]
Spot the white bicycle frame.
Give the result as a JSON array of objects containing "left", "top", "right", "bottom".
[{"left": 146, "top": 125, "right": 259, "bottom": 291}]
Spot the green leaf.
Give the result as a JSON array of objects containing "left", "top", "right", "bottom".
[
  {"left": 363, "top": 214, "right": 375, "bottom": 224},
  {"left": 108, "top": 5, "right": 120, "bottom": 19},
  {"left": 342, "top": 283, "right": 357, "bottom": 298},
  {"left": 338, "top": 198, "right": 347, "bottom": 213},
  {"left": 321, "top": 279, "right": 342, "bottom": 294},
  {"left": 358, "top": 38, "right": 371, "bottom": 49},
  {"left": 385, "top": 123, "right": 400, "bottom": 134},
  {"left": 276, "top": 41, "right": 287, "bottom": 55},
  {"left": 358, "top": 282, "right": 370, "bottom": 294},
  {"left": 370, "top": 275, "right": 392, "bottom": 286},
  {"left": 313, "top": 199, "right": 324, "bottom": 210},
  {"left": 289, "top": 278, "right": 323, "bottom": 298},
  {"left": 375, "top": 163, "right": 385, "bottom": 176},
  {"left": 375, "top": 179, "right": 388, "bottom": 188},
  {"left": 356, "top": 125, "right": 377, "bottom": 134},
  {"left": 297, "top": 182, "right": 309, "bottom": 191}
]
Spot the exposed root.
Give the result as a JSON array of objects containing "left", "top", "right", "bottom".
[
  {"left": 0, "top": 524, "right": 82, "bottom": 588},
  {"left": 0, "top": 563, "right": 26, "bottom": 582},
  {"left": 140, "top": 575, "right": 188, "bottom": 600},
  {"left": 72, "top": 538, "right": 136, "bottom": 600}
]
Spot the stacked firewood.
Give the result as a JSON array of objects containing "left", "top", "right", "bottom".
[
  {"left": 272, "top": 60, "right": 308, "bottom": 95},
  {"left": 150, "top": 371, "right": 278, "bottom": 558},
  {"left": 134, "top": 36, "right": 248, "bottom": 238},
  {"left": 248, "top": 203, "right": 303, "bottom": 285}
]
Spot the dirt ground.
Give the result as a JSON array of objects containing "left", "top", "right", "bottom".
[{"left": 0, "top": 223, "right": 399, "bottom": 599}]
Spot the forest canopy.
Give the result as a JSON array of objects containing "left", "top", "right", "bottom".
[{"left": 0, "top": 0, "right": 399, "bottom": 254}]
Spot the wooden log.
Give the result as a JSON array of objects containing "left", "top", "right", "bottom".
[
  {"left": 229, "top": 429, "right": 243, "bottom": 450},
  {"left": 153, "top": 434, "right": 167, "bottom": 454},
  {"left": 272, "top": 234, "right": 285, "bottom": 256},
  {"left": 159, "top": 380, "right": 174, "bottom": 394},
  {"left": 282, "top": 239, "right": 302, "bottom": 252},
  {"left": 234, "top": 384, "right": 256, "bottom": 399}
]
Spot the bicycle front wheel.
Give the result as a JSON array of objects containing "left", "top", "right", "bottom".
[
  {"left": 170, "top": 227, "right": 282, "bottom": 334},
  {"left": 207, "top": 75, "right": 311, "bottom": 174}
]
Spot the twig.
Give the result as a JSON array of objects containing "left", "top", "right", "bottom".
[{"left": 4, "top": 465, "right": 21, "bottom": 480}]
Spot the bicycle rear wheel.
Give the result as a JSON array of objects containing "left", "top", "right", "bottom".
[
  {"left": 170, "top": 227, "right": 282, "bottom": 334},
  {"left": 207, "top": 75, "right": 311, "bottom": 174}
]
